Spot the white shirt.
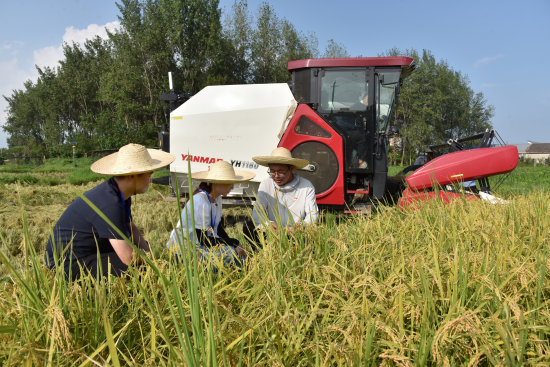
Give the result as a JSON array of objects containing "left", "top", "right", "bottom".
[
  {"left": 252, "top": 174, "right": 318, "bottom": 228},
  {"left": 167, "top": 191, "right": 222, "bottom": 247}
]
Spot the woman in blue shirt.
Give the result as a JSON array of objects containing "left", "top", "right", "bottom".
[{"left": 167, "top": 161, "right": 255, "bottom": 267}]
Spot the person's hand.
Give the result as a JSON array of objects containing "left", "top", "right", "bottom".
[
  {"left": 269, "top": 222, "right": 278, "bottom": 232},
  {"left": 235, "top": 245, "right": 246, "bottom": 258}
]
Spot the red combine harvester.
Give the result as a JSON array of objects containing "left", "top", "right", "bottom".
[
  {"left": 165, "top": 57, "right": 517, "bottom": 211},
  {"left": 278, "top": 58, "right": 517, "bottom": 210}
]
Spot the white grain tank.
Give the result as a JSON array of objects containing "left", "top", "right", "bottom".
[{"left": 169, "top": 83, "right": 297, "bottom": 199}]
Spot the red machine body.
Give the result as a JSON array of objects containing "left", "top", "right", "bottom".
[
  {"left": 406, "top": 146, "right": 519, "bottom": 191},
  {"left": 398, "top": 188, "right": 478, "bottom": 210},
  {"left": 398, "top": 145, "right": 519, "bottom": 210},
  {"left": 288, "top": 57, "right": 415, "bottom": 70},
  {"left": 279, "top": 105, "right": 345, "bottom": 205}
]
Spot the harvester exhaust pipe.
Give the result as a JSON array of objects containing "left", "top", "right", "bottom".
[{"left": 158, "top": 72, "right": 194, "bottom": 153}]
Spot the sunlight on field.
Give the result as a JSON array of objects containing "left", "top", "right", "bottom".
[{"left": 0, "top": 167, "right": 549, "bottom": 364}]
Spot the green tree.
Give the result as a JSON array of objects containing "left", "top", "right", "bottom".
[
  {"left": 249, "top": 2, "right": 281, "bottom": 83},
  {"left": 323, "top": 39, "right": 349, "bottom": 58},
  {"left": 3, "top": 82, "right": 44, "bottom": 151},
  {"left": 160, "top": 0, "right": 225, "bottom": 91},
  {"left": 381, "top": 48, "right": 494, "bottom": 165},
  {"left": 222, "top": 0, "right": 253, "bottom": 84},
  {"left": 2, "top": 0, "right": 357, "bottom": 155},
  {"left": 245, "top": 1, "right": 318, "bottom": 83}
]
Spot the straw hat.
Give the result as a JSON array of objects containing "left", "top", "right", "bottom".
[
  {"left": 91, "top": 144, "right": 175, "bottom": 176},
  {"left": 252, "top": 147, "right": 309, "bottom": 169},
  {"left": 191, "top": 161, "right": 255, "bottom": 184}
]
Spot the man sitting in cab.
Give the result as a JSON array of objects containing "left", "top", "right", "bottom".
[{"left": 243, "top": 147, "right": 318, "bottom": 250}]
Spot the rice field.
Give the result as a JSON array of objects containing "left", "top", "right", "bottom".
[{"left": 0, "top": 162, "right": 549, "bottom": 365}]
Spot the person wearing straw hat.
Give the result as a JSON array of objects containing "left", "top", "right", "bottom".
[
  {"left": 166, "top": 161, "right": 255, "bottom": 267},
  {"left": 45, "top": 144, "right": 175, "bottom": 280},
  {"left": 243, "top": 147, "right": 318, "bottom": 250}
]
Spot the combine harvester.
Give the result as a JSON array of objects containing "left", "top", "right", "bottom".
[{"left": 160, "top": 57, "right": 517, "bottom": 212}]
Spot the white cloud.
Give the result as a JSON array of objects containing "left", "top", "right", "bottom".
[
  {"left": 33, "top": 21, "right": 120, "bottom": 70},
  {"left": 0, "top": 21, "right": 119, "bottom": 148},
  {"left": 474, "top": 54, "right": 503, "bottom": 67},
  {"left": 2, "top": 41, "right": 24, "bottom": 50}
]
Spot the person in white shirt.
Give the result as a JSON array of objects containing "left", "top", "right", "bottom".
[
  {"left": 167, "top": 161, "right": 255, "bottom": 267},
  {"left": 243, "top": 147, "right": 318, "bottom": 250}
]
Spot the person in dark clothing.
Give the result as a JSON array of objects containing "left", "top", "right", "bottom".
[
  {"left": 45, "top": 144, "right": 175, "bottom": 280},
  {"left": 166, "top": 161, "right": 255, "bottom": 268}
]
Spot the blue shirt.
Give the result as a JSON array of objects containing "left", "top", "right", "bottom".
[{"left": 45, "top": 178, "right": 132, "bottom": 272}]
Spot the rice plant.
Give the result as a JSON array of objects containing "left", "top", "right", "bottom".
[{"left": 0, "top": 181, "right": 549, "bottom": 364}]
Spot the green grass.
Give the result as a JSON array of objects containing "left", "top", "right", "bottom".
[
  {"left": 66, "top": 167, "right": 170, "bottom": 185},
  {"left": 0, "top": 174, "right": 62, "bottom": 186},
  {"left": 1, "top": 158, "right": 172, "bottom": 186},
  {"left": 0, "top": 157, "right": 92, "bottom": 173},
  {"left": 66, "top": 167, "right": 106, "bottom": 185},
  {"left": 492, "top": 166, "right": 550, "bottom": 196}
]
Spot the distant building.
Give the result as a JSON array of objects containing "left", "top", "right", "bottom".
[
  {"left": 525, "top": 143, "right": 550, "bottom": 162},
  {"left": 512, "top": 140, "right": 550, "bottom": 163}
]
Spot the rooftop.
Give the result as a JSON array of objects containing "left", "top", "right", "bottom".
[
  {"left": 525, "top": 143, "right": 550, "bottom": 154},
  {"left": 512, "top": 143, "right": 530, "bottom": 153}
]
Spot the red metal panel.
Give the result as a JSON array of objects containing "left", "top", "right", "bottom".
[
  {"left": 288, "top": 57, "right": 414, "bottom": 71},
  {"left": 405, "top": 146, "right": 519, "bottom": 191},
  {"left": 278, "top": 104, "right": 345, "bottom": 205},
  {"left": 398, "top": 188, "right": 478, "bottom": 210}
]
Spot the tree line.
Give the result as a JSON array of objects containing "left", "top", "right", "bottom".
[{"left": 2, "top": 0, "right": 493, "bottom": 161}]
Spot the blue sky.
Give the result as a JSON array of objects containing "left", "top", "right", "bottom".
[{"left": 1, "top": 0, "right": 549, "bottom": 148}]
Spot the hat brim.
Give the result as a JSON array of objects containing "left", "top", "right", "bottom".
[
  {"left": 91, "top": 149, "right": 176, "bottom": 176},
  {"left": 191, "top": 170, "right": 256, "bottom": 184},
  {"left": 252, "top": 156, "right": 309, "bottom": 169}
]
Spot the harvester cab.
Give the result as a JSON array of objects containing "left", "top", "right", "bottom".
[{"left": 280, "top": 57, "right": 415, "bottom": 207}]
